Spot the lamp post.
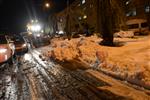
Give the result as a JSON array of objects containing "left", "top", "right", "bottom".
[
  {"left": 45, "top": 3, "right": 50, "bottom": 8},
  {"left": 43, "top": 1, "right": 52, "bottom": 35}
]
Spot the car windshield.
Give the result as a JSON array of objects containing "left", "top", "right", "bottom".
[
  {"left": 0, "top": 36, "right": 7, "bottom": 44},
  {"left": 13, "top": 36, "right": 25, "bottom": 43}
]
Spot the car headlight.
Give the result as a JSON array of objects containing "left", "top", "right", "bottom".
[
  {"left": 0, "top": 48, "right": 7, "bottom": 53},
  {"left": 37, "top": 34, "right": 41, "bottom": 37},
  {"left": 22, "top": 44, "right": 27, "bottom": 47}
]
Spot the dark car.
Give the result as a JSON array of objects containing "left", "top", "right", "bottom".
[{"left": 12, "top": 35, "right": 28, "bottom": 54}]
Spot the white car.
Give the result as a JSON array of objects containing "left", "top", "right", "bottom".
[{"left": 126, "top": 19, "right": 149, "bottom": 35}]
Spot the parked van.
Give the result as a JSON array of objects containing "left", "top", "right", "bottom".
[{"left": 126, "top": 19, "right": 149, "bottom": 35}]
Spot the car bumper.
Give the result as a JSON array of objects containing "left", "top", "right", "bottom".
[{"left": 15, "top": 47, "right": 28, "bottom": 53}]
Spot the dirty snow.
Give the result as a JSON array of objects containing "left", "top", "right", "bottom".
[{"left": 43, "top": 35, "right": 150, "bottom": 89}]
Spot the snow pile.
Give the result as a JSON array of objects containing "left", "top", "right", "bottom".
[
  {"left": 97, "top": 37, "right": 150, "bottom": 89},
  {"left": 44, "top": 35, "right": 150, "bottom": 89},
  {"left": 45, "top": 36, "right": 102, "bottom": 65},
  {"left": 77, "top": 37, "right": 102, "bottom": 64},
  {"left": 114, "top": 31, "right": 134, "bottom": 38}
]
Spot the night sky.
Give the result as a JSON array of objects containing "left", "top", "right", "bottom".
[{"left": 0, "top": 0, "right": 74, "bottom": 33}]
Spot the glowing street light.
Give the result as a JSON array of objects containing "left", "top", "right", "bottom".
[
  {"left": 45, "top": 3, "right": 50, "bottom": 8},
  {"left": 30, "top": 24, "right": 41, "bottom": 32},
  {"left": 27, "top": 20, "right": 42, "bottom": 33}
]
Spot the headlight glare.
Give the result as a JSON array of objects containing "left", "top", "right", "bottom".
[{"left": 22, "top": 44, "right": 27, "bottom": 47}]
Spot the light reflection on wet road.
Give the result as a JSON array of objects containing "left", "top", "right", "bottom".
[{"left": 0, "top": 49, "right": 135, "bottom": 100}]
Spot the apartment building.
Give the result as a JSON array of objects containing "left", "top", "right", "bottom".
[
  {"left": 56, "top": 0, "right": 98, "bottom": 34},
  {"left": 55, "top": 0, "right": 150, "bottom": 34},
  {"left": 125, "top": 0, "right": 150, "bottom": 30}
]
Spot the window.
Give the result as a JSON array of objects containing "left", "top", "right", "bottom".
[
  {"left": 125, "top": 0, "right": 132, "bottom": 5},
  {"left": 83, "top": 15, "right": 87, "bottom": 19},
  {"left": 82, "top": 0, "right": 86, "bottom": 4},
  {"left": 77, "top": 3, "right": 81, "bottom": 6},
  {"left": 126, "top": 1, "right": 129, "bottom": 5},
  {"left": 145, "top": 6, "right": 150, "bottom": 13},
  {"left": 78, "top": 17, "right": 82, "bottom": 20},
  {"left": 133, "top": 9, "right": 136, "bottom": 16},
  {"left": 13, "top": 35, "right": 25, "bottom": 43},
  {"left": 126, "top": 8, "right": 136, "bottom": 17},
  {"left": 126, "top": 13, "right": 130, "bottom": 17},
  {"left": 128, "top": 24, "right": 138, "bottom": 29},
  {"left": 141, "top": 22, "right": 148, "bottom": 28},
  {"left": 90, "top": 4, "right": 93, "bottom": 8}
]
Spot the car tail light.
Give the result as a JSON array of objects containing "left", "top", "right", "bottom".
[{"left": 0, "top": 48, "right": 7, "bottom": 53}]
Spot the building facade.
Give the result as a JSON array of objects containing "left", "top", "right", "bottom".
[
  {"left": 56, "top": 0, "right": 99, "bottom": 34},
  {"left": 125, "top": 0, "right": 150, "bottom": 30},
  {"left": 55, "top": 0, "right": 150, "bottom": 35}
]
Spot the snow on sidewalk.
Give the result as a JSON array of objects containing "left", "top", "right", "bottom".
[
  {"left": 85, "top": 69, "right": 150, "bottom": 100},
  {"left": 41, "top": 35, "right": 150, "bottom": 89}
]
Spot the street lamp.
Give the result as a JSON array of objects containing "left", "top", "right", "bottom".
[{"left": 45, "top": 3, "right": 50, "bottom": 8}]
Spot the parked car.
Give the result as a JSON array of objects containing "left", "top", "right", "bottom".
[
  {"left": 126, "top": 19, "right": 149, "bottom": 35},
  {"left": 12, "top": 35, "right": 28, "bottom": 54},
  {"left": 114, "top": 31, "right": 134, "bottom": 38},
  {"left": 23, "top": 36, "right": 32, "bottom": 49},
  {"left": 0, "top": 34, "right": 15, "bottom": 66}
]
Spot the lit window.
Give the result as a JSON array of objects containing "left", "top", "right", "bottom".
[
  {"left": 133, "top": 9, "right": 136, "bottom": 16},
  {"left": 78, "top": 3, "right": 81, "bottom": 6},
  {"left": 78, "top": 17, "right": 82, "bottom": 20},
  {"left": 126, "top": 8, "right": 136, "bottom": 17},
  {"left": 126, "top": 1, "right": 129, "bottom": 5},
  {"left": 126, "top": 13, "right": 130, "bottom": 17},
  {"left": 126, "top": 0, "right": 131, "bottom": 5},
  {"left": 145, "top": 6, "right": 150, "bottom": 13},
  {"left": 83, "top": 15, "right": 87, "bottom": 19},
  {"left": 82, "top": 0, "right": 86, "bottom": 4}
]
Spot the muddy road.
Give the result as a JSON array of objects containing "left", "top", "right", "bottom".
[{"left": 0, "top": 49, "right": 149, "bottom": 100}]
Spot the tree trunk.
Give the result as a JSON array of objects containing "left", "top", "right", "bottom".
[
  {"left": 99, "top": 0, "right": 125, "bottom": 46},
  {"left": 65, "top": 14, "right": 72, "bottom": 40},
  {"left": 65, "top": 0, "right": 72, "bottom": 40},
  {"left": 99, "top": 0, "right": 114, "bottom": 46}
]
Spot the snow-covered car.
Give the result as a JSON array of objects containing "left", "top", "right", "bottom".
[
  {"left": 114, "top": 31, "right": 134, "bottom": 38},
  {"left": 0, "top": 35, "right": 15, "bottom": 65}
]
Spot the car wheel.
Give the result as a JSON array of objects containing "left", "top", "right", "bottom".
[
  {"left": 8, "top": 58, "right": 13, "bottom": 65},
  {"left": 25, "top": 48, "right": 29, "bottom": 53}
]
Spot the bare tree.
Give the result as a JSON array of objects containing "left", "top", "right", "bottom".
[{"left": 99, "top": 0, "right": 125, "bottom": 46}]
